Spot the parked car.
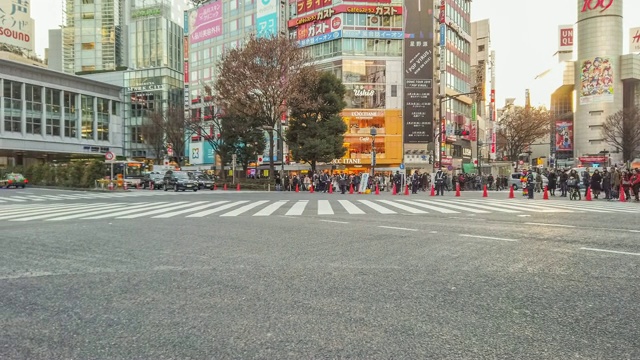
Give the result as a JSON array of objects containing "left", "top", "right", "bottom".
[
  {"left": 191, "top": 172, "right": 215, "bottom": 190},
  {"left": 163, "top": 171, "right": 198, "bottom": 192},
  {"left": 141, "top": 172, "right": 165, "bottom": 190},
  {"left": 1, "top": 173, "right": 28, "bottom": 188},
  {"left": 508, "top": 172, "right": 548, "bottom": 190}
]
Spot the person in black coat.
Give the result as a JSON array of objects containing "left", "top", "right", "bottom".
[
  {"left": 590, "top": 169, "right": 602, "bottom": 199},
  {"left": 547, "top": 171, "right": 557, "bottom": 196}
]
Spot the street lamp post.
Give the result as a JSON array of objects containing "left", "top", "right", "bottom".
[
  {"left": 370, "top": 127, "right": 377, "bottom": 177},
  {"left": 477, "top": 140, "right": 483, "bottom": 175}
]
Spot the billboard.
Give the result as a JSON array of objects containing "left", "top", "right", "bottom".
[
  {"left": 402, "top": 0, "right": 434, "bottom": 144},
  {"left": 558, "top": 25, "right": 573, "bottom": 52},
  {"left": 630, "top": 27, "right": 640, "bottom": 54},
  {"left": 188, "top": 1, "right": 223, "bottom": 44},
  {"left": 579, "top": 56, "right": 614, "bottom": 105},
  {"left": 0, "top": 0, "right": 34, "bottom": 52},
  {"left": 257, "top": 0, "right": 278, "bottom": 38},
  {"left": 555, "top": 120, "right": 573, "bottom": 151}
]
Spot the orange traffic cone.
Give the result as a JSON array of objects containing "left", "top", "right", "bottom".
[
  {"left": 236, "top": 183, "right": 240, "bottom": 191},
  {"left": 349, "top": 184, "right": 354, "bottom": 194},
  {"left": 455, "top": 183, "right": 461, "bottom": 197},
  {"left": 213, "top": 184, "right": 217, "bottom": 190},
  {"left": 585, "top": 187, "right": 592, "bottom": 201},
  {"left": 392, "top": 184, "right": 397, "bottom": 195},
  {"left": 328, "top": 183, "right": 333, "bottom": 194},
  {"left": 430, "top": 185, "right": 435, "bottom": 196},
  {"left": 224, "top": 184, "right": 227, "bottom": 191},
  {"left": 375, "top": 183, "right": 380, "bottom": 195},
  {"left": 295, "top": 183, "right": 299, "bottom": 193},
  {"left": 508, "top": 185, "right": 515, "bottom": 199},
  {"left": 482, "top": 184, "right": 488, "bottom": 197},
  {"left": 404, "top": 184, "right": 409, "bottom": 195},
  {"left": 543, "top": 186, "right": 549, "bottom": 200},
  {"left": 619, "top": 185, "right": 626, "bottom": 202},
  {"left": 309, "top": 185, "right": 314, "bottom": 193}
]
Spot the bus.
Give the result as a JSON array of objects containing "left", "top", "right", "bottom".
[{"left": 105, "top": 160, "right": 147, "bottom": 185}]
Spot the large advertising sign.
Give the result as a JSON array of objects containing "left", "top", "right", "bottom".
[
  {"left": 630, "top": 27, "right": 640, "bottom": 54},
  {"left": 189, "top": 1, "right": 223, "bottom": 44},
  {"left": 257, "top": 0, "right": 278, "bottom": 38},
  {"left": 0, "top": 0, "right": 34, "bottom": 52},
  {"left": 555, "top": 120, "right": 573, "bottom": 151},
  {"left": 579, "top": 56, "right": 614, "bottom": 105},
  {"left": 288, "top": 5, "right": 402, "bottom": 28},
  {"left": 402, "top": 0, "right": 434, "bottom": 144},
  {"left": 558, "top": 25, "right": 574, "bottom": 52}
]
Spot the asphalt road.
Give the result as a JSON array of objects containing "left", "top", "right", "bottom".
[{"left": 1, "top": 188, "right": 639, "bottom": 359}]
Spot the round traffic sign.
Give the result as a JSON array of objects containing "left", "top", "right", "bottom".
[{"left": 105, "top": 151, "right": 115, "bottom": 161}]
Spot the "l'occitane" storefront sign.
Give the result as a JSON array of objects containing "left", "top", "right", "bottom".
[{"left": 331, "top": 158, "right": 362, "bottom": 165}]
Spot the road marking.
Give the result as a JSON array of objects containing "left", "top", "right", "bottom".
[
  {"left": 317, "top": 200, "right": 334, "bottom": 215},
  {"left": 0, "top": 203, "right": 101, "bottom": 219},
  {"left": 47, "top": 203, "right": 152, "bottom": 221},
  {"left": 253, "top": 200, "right": 288, "bottom": 216},
  {"left": 422, "top": 200, "right": 489, "bottom": 214},
  {"left": 119, "top": 201, "right": 209, "bottom": 219},
  {"left": 319, "top": 219, "right": 349, "bottom": 224},
  {"left": 379, "top": 226, "right": 418, "bottom": 232},
  {"left": 1, "top": 197, "right": 27, "bottom": 202},
  {"left": 524, "top": 222, "right": 576, "bottom": 228},
  {"left": 11, "top": 203, "right": 125, "bottom": 221},
  {"left": 459, "top": 234, "right": 518, "bottom": 242},
  {"left": 285, "top": 200, "right": 308, "bottom": 216},
  {"left": 0, "top": 203, "right": 72, "bottom": 216},
  {"left": 377, "top": 200, "right": 428, "bottom": 214},
  {"left": 153, "top": 201, "right": 230, "bottom": 218},
  {"left": 220, "top": 200, "right": 269, "bottom": 217},
  {"left": 358, "top": 200, "right": 396, "bottom": 214},
  {"left": 437, "top": 199, "right": 520, "bottom": 213},
  {"left": 84, "top": 202, "right": 174, "bottom": 219},
  {"left": 186, "top": 201, "right": 249, "bottom": 217},
  {"left": 396, "top": 200, "right": 459, "bottom": 213},
  {"left": 338, "top": 200, "right": 365, "bottom": 214},
  {"left": 580, "top": 247, "right": 640, "bottom": 256}
]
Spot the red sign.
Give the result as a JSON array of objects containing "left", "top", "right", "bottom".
[
  {"left": 297, "top": 0, "right": 333, "bottom": 17},
  {"left": 439, "top": 0, "right": 446, "bottom": 24},
  {"left": 471, "top": 124, "right": 477, "bottom": 141},
  {"left": 555, "top": 120, "right": 573, "bottom": 151},
  {"left": 581, "top": 0, "right": 613, "bottom": 12},
  {"left": 579, "top": 156, "right": 607, "bottom": 163},
  {"left": 560, "top": 27, "right": 573, "bottom": 48},
  {"left": 184, "top": 61, "right": 189, "bottom": 82},
  {"left": 289, "top": 4, "right": 402, "bottom": 28},
  {"left": 441, "top": 156, "right": 453, "bottom": 166}
]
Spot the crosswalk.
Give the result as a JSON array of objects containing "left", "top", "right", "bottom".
[
  {"left": 0, "top": 198, "right": 638, "bottom": 222},
  {"left": 0, "top": 190, "right": 220, "bottom": 203}
]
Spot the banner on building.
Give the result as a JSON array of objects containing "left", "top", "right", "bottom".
[
  {"left": 558, "top": 25, "right": 573, "bottom": 52},
  {"left": 555, "top": 120, "right": 573, "bottom": 151},
  {"left": 630, "top": 27, "right": 640, "bottom": 54},
  {"left": 579, "top": 56, "right": 614, "bottom": 105},
  {"left": 0, "top": 0, "right": 35, "bottom": 52},
  {"left": 402, "top": 0, "right": 434, "bottom": 144},
  {"left": 257, "top": 0, "right": 278, "bottom": 38},
  {"left": 189, "top": 1, "right": 223, "bottom": 44}
]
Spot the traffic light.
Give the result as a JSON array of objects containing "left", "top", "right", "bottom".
[{"left": 454, "top": 129, "right": 470, "bottom": 136}]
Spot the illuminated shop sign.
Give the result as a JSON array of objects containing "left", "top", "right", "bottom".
[{"left": 288, "top": 5, "right": 402, "bottom": 28}]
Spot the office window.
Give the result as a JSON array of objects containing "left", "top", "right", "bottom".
[
  {"left": 25, "top": 84, "right": 42, "bottom": 134},
  {"left": 45, "top": 88, "right": 61, "bottom": 136},
  {"left": 64, "top": 92, "right": 77, "bottom": 138},
  {"left": 81, "top": 95, "right": 94, "bottom": 139},
  {"left": 97, "top": 98, "right": 109, "bottom": 141},
  {"left": 82, "top": 13, "right": 95, "bottom": 19},
  {"left": 3, "top": 80, "right": 22, "bottom": 132}
]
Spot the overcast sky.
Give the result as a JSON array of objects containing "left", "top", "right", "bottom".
[{"left": 32, "top": 0, "right": 640, "bottom": 107}]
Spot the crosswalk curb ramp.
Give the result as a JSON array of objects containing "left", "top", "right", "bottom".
[{"left": 0, "top": 198, "right": 638, "bottom": 222}]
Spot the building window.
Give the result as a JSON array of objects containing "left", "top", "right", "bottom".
[
  {"left": 25, "top": 84, "right": 43, "bottom": 134},
  {"left": 3, "top": 80, "right": 22, "bottom": 133},
  {"left": 45, "top": 88, "right": 61, "bottom": 136},
  {"left": 130, "top": 126, "right": 144, "bottom": 144},
  {"left": 82, "top": 13, "right": 95, "bottom": 20},
  {"left": 97, "top": 98, "right": 110, "bottom": 141},
  {"left": 82, "top": 42, "right": 95, "bottom": 50},
  {"left": 81, "top": 95, "right": 94, "bottom": 139},
  {"left": 478, "top": 44, "right": 485, "bottom": 52},
  {"left": 64, "top": 92, "right": 77, "bottom": 138}
]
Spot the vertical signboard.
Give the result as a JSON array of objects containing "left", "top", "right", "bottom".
[
  {"left": 558, "top": 25, "right": 573, "bottom": 52},
  {"left": 0, "top": 0, "right": 35, "bottom": 51},
  {"left": 189, "top": 1, "right": 223, "bottom": 44},
  {"left": 579, "top": 56, "right": 614, "bottom": 105},
  {"left": 555, "top": 120, "right": 573, "bottom": 151},
  {"left": 630, "top": 27, "right": 640, "bottom": 53},
  {"left": 403, "top": 0, "right": 434, "bottom": 144},
  {"left": 257, "top": 0, "right": 278, "bottom": 38}
]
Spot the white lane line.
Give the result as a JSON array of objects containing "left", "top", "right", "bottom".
[
  {"left": 118, "top": 201, "right": 209, "bottom": 219},
  {"left": 220, "top": 200, "right": 270, "bottom": 217},
  {"left": 524, "top": 222, "right": 576, "bottom": 228},
  {"left": 377, "top": 200, "right": 428, "bottom": 214},
  {"left": 253, "top": 200, "right": 288, "bottom": 216},
  {"left": 37, "top": 195, "right": 68, "bottom": 200},
  {"left": 47, "top": 203, "right": 152, "bottom": 221},
  {"left": 420, "top": 200, "right": 489, "bottom": 214},
  {"left": 319, "top": 219, "right": 349, "bottom": 224},
  {"left": 437, "top": 199, "right": 521, "bottom": 213},
  {"left": 186, "top": 201, "right": 249, "bottom": 217},
  {"left": 459, "top": 234, "right": 519, "bottom": 242},
  {"left": 285, "top": 200, "right": 308, "bottom": 216},
  {"left": 317, "top": 200, "right": 334, "bottom": 215},
  {"left": 2, "top": 197, "right": 27, "bottom": 202},
  {"left": 580, "top": 247, "right": 640, "bottom": 256},
  {"left": 398, "top": 200, "right": 459, "bottom": 214},
  {"left": 84, "top": 202, "right": 175, "bottom": 219},
  {"left": 0, "top": 203, "right": 102, "bottom": 219},
  {"left": 0, "top": 203, "right": 78, "bottom": 216},
  {"left": 22, "top": 196, "right": 47, "bottom": 201},
  {"left": 153, "top": 201, "right": 230, "bottom": 218},
  {"left": 11, "top": 204, "right": 124, "bottom": 221},
  {"left": 338, "top": 200, "right": 365, "bottom": 214},
  {"left": 378, "top": 226, "right": 418, "bottom": 232},
  {"left": 358, "top": 200, "right": 396, "bottom": 214}
]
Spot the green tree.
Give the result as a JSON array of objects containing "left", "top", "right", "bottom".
[
  {"left": 65, "top": 162, "right": 85, "bottom": 188},
  {"left": 286, "top": 71, "right": 347, "bottom": 172},
  {"left": 220, "top": 113, "right": 267, "bottom": 176},
  {"left": 81, "top": 160, "right": 105, "bottom": 188}
]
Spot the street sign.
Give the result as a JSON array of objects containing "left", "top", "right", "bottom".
[
  {"left": 105, "top": 151, "right": 115, "bottom": 161},
  {"left": 399, "top": 163, "right": 405, "bottom": 170}
]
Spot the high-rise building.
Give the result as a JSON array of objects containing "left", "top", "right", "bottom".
[
  {"left": 470, "top": 18, "right": 492, "bottom": 173},
  {"left": 61, "top": 0, "right": 127, "bottom": 75}
]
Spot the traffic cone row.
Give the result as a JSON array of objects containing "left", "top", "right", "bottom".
[
  {"left": 455, "top": 183, "right": 461, "bottom": 197},
  {"left": 620, "top": 184, "right": 626, "bottom": 202},
  {"left": 543, "top": 185, "right": 549, "bottom": 200},
  {"left": 375, "top": 184, "right": 380, "bottom": 195},
  {"left": 430, "top": 185, "right": 435, "bottom": 196},
  {"left": 585, "top": 186, "right": 592, "bottom": 201},
  {"left": 508, "top": 185, "right": 515, "bottom": 198},
  {"left": 482, "top": 184, "right": 488, "bottom": 198}
]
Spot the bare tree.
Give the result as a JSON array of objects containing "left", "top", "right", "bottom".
[
  {"left": 214, "top": 34, "right": 312, "bottom": 178},
  {"left": 601, "top": 107, "right": 640, "bottom": 162},
  {"left": 496, "top": 106, "right": 552, "bottom": 161},
  {"left": 147, "top": 106, "right": 187, "bottom": 166},
  {"left": 141, "top": 113, "right": 167, "bottom": 163}
]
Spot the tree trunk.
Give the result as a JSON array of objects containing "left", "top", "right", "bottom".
[
  {"left": 268, "top": 130, "right": 275, "bottom": 179},
  {"left": 311, "top": 160, "right": 316, "bottom": 173}
]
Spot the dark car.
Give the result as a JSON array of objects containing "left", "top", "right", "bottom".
[
  {"left": 1, "top": 173, "right": 28, "bottom": 188},
  {"left": 141, "top": 172, "right": 164, "bottom": 190},
  {"left": 163, "top": 171, "right": 198, "bottom": 192},
  {"left": 191, "top": 172, "right": 215, "bottom": 190}
]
